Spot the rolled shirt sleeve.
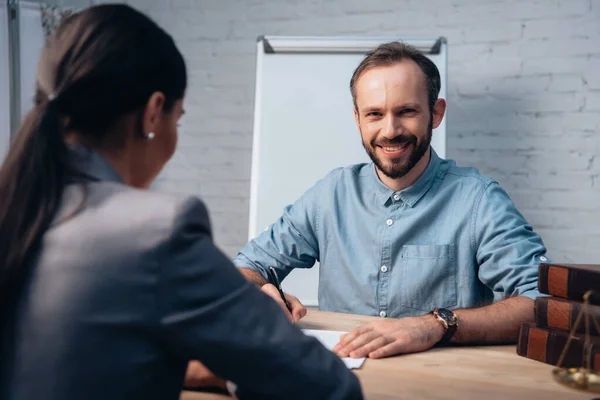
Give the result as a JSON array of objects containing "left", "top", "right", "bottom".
[
  {"left": 474, "top": 182, "right": 549, "bottom": 301},
  {"left": 233, "top": 181, "right": 321, "bottom": 282}
]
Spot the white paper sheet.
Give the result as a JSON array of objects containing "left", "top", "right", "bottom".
[{"left": 302, "top": 329, "right": 366, "bottom": 369}]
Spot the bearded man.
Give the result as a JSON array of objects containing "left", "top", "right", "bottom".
[{"left": 233, "top": 41, "right": 549, "bottom": 359}]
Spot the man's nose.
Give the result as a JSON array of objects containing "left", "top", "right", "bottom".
[{"left": 381, "top": 115, "right": 400, "bottom": 139}]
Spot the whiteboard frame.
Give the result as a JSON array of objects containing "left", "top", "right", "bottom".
[{"left": 249, "top": 36, "right": 447, "bottom": 305}]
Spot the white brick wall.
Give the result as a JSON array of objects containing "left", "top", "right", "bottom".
[
  {"left": 28, "top": 0, "right": 94, "bottom": 8},
  {"left": 43, "top": 0, "right": 600, "bottom": 263}
]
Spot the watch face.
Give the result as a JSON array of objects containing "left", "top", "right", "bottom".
[{"left": 436, "top": 308, "right": 457, "bottom": 324}]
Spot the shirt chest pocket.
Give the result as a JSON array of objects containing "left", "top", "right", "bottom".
[{"left": 398, "top": 244, "right": 457, "bottom": 312}]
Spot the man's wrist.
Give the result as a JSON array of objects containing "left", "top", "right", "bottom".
[
  {"left": 431, "top": 308, "right": 459, "bottom": 345},
  {"left": 238, "top": 267, "right": 269, "bottom": 287},
  {"left": 426, "top": 313, "right": 446, "bottom": 343}
]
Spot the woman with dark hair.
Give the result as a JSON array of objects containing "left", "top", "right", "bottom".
[{"left": 0, "top": 5, "right": 362, "bottom": 400}]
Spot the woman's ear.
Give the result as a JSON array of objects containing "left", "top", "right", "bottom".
[{"left": 141, "top": 92, "right": 166, "bottom": 138}]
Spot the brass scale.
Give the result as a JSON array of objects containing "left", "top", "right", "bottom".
[{"left": 552, "top": 290, "right": 600, "bottom": 393}]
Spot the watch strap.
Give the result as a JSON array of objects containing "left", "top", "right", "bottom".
[
  {"left": 440, "top": 320, "right": 457, "bottom": 343},
  {"left": 433, "top": 308, "right": 458, "bottom": 344}
]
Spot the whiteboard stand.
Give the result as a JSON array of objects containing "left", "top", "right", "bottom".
[{"left": 249, "top": 36, "right": 447, "bottom": 306}]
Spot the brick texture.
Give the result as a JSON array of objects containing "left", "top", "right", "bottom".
[{"left": 42, "top": 0, "right": 600, "bottom": 262}]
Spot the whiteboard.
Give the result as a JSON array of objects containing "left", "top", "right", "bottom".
[{"left": 249, "top": 36, "right": 447, "bottom": 306}]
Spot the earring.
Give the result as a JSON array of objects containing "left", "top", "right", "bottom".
[{"left": 146, "top": 132, "right": 155, "bottom": 140}]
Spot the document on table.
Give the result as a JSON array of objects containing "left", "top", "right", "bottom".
[{"left": 302, "top": 329, "right": 366, "bottom": 369}]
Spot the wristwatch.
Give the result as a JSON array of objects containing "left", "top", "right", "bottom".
[{"left": 431, "top": 307, "right": 458, "bottom": 344}]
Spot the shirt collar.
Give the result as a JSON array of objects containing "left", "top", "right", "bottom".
[
  {"left": 68, "top": 144, "right": 123, "bottom": 184},
  {"left": 370, "top": 148, "right": 442, "bottom": 207}
]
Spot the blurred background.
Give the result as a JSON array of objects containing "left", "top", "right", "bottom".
[{"left": 3, "top": 0, "right": 599, "bottom": 262}]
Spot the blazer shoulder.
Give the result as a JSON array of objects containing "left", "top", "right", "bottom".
[{"left": 62, "top": 181, "right": 211, "bottom": 241}]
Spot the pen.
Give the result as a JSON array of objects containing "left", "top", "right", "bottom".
[{"left": 268, "top": 266, "right": 292, "bottom": 312}]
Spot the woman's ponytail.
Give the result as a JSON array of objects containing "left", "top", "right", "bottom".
[{"left": 0, "top": 93, "right": 69, "bottom": 313}]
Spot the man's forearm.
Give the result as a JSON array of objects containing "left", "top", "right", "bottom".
[
  {"left": 238, "top": 267, "right": 268, "bottom": 287},
  {"left": 451, "top": 296, "right": 534, "bottom": 344}
]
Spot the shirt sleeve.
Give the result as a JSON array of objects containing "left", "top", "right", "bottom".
[
  {"left": 473, "top": 182, "right": 549, "bottom": 300},
  {"left": 156, "top": 197, "right": 362, "bottom": 400},
  {"left": 232, "top": 183, "right": 321, "bottom": 282}
]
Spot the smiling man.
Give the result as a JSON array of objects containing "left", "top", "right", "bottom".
[{"left": 233, "top": 42, "right": 549, "bottom": 359}]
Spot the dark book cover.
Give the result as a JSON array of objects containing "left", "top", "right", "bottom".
[
  {"left": 517, "top": 322, "right": 600, "bottom": 371},
  {"left": 538, "top": 263, "right": 600, "bottom": 303},
  {"left": 535, "top": 296, "right": 600, "bottom": 336}
]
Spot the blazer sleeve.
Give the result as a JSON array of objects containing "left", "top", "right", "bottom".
[{"left": 156, "top": 197, "right": 362, "bottom": 400}]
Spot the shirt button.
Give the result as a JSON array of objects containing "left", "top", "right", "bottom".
[
  {"left": 393, "top": 194, "right": 400, "bottom": 201},
  {"left": 386, "top": 219, "right": 393, "bottom": 226},
  {"left": 379, "top": 311, "right": 387, "bottom": 318},
  {"left": 540, "top": 256, "right": 548, "bottom": 262},
  {"left": 380, "top": 265, "right": 388, "bottom": 273}
]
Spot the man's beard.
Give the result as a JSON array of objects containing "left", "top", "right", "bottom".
[{"left": 362, "top": 117, "right": 432, "bottom": 180}]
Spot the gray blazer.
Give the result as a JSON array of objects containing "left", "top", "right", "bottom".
[{"left": 0, "top": 147, "right": 362, "bottom": 400}]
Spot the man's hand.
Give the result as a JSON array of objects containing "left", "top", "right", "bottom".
[
  {"left": 260, "top": 283, "right": 307, "bottom": 323},
  {"left": 332, "top": 314, "right": 445, "bottom": 359},
  {"left": 184, "top": 361, "right": 226, "bottom": 389},
  {"left": 237, "top": 267, "right": 307, "bottom": 322}
]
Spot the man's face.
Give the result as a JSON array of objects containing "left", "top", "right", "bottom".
[{"left": 353, "top": 61, "right": 437, "bottom": 180}]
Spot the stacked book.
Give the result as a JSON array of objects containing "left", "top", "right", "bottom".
[{"left": 516, "top": 263, "right": 600, "bottom": 371}]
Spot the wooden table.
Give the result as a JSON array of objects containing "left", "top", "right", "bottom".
[{"left": 181, "top": 310, "right": 593, "bottom": 400}]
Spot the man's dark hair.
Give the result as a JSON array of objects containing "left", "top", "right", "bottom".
[{"left": 350, "top": 41, "right": 441, "bottom": 113}]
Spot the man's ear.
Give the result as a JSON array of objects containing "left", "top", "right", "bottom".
[
  {"left": 431, "top": 98, "right": 447, "bottom": 130},
  {"left": 142, "top": 91, "right": 166, "bottom": 137},
  {"left": 353, "top": 107, "right": 360, "bottom": 130}
]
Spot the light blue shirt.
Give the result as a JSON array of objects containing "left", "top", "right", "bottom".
[{"left": 233, "top": 150, "right": 548, "bottom": 318}]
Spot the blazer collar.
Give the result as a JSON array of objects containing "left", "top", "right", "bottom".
[{"left": 69, "top": 144, "right": 123, "bottom": 184}]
